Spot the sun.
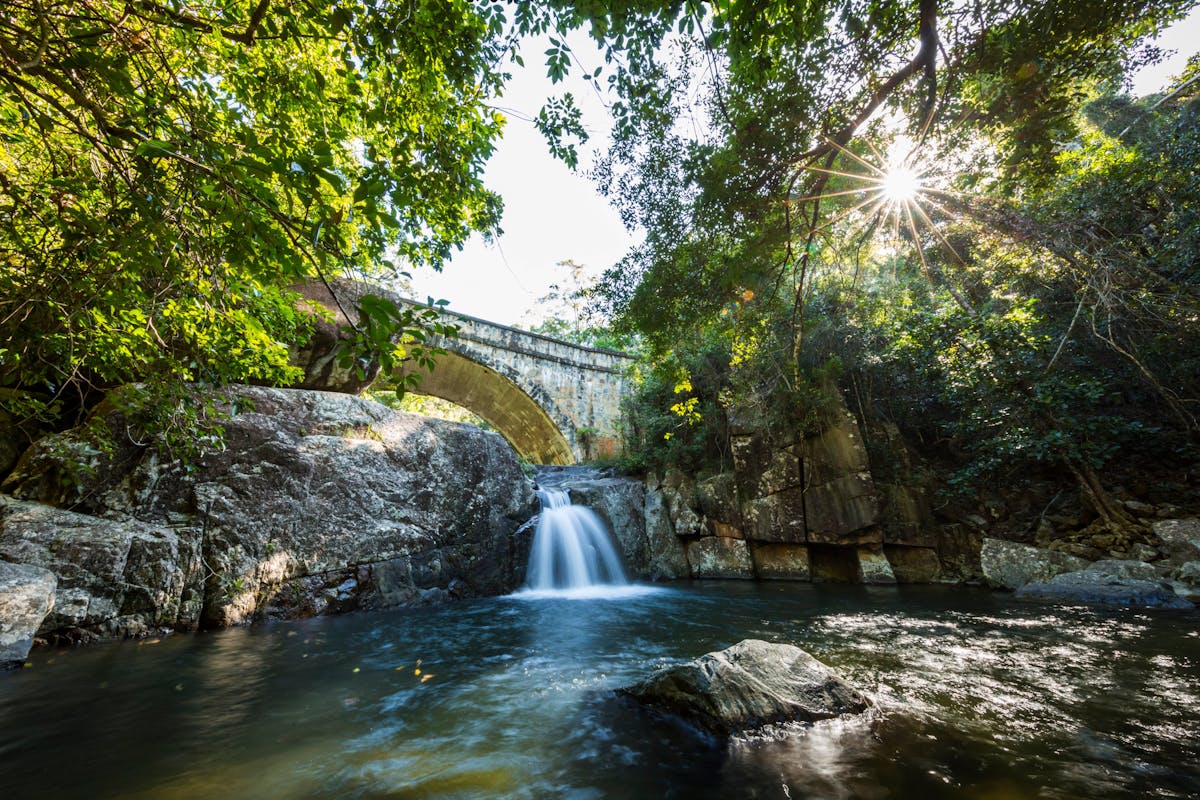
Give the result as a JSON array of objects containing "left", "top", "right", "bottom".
[
  {"left": 788, "top": 134, "right": 968, "bottom": 279},
  {"left": 881, "top": 164, "right": 922, "bottom": 202}
]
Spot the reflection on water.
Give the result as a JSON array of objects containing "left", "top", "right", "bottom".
[{"left": 1, "top": 583, "right": 1197, "bottom": 799}]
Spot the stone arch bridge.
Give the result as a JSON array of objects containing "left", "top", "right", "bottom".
[
  {"left": 416, "top": 304, "right": 635, "bottom": 465},
  {"left": 292, "top": 279, "right": 635, "bottom": 465}
]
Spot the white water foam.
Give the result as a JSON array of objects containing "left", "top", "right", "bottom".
[{"left": 513, "top": 488, "right": 666, "bottom": 600}]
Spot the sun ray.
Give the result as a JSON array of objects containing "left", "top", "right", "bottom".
[
  {"left": 825, "top": 136, "right": 888, "bottom": 177},
  {"left": 923, "top": 195, "right": 980, "bottom": 228},
  {"left": 789, "top": 186, "right": 883, "bottom": 203},
  {"left": 804, "top": 192, "right": 889, "bottom": 238},
  {"left": 911, "top": 200, "right": 967, "bottom": 266},
  {"left": 892, "top": 197, "right": 903, "bottom": 280},
  {"left": 863, "top": 137, "right": 889, "bottom": 166},
  {"left": 803, "top": 164, "right": 894, "bottom": 183},
  {"left": 787, "top": 127, "right": 999, "bottom": 293},
  {"left": 903, "top": 200, "right": 932, "bottom": 281}
]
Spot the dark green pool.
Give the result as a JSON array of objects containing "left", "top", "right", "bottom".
[{"left": 2, "top": 582, "right": 1197, "bottom": 799}]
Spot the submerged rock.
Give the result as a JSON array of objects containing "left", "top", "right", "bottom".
[
  {"left": 1082, "top": 559, "right": 1159, "bottom": 581},
  {"left": 619, "top": 639, "right": 870, "bottom": 736},
  {"left": 980, "top": 537, "right": 1090, "bottom": 590},
  {"left": 1015, "top": 566, "right": 1193, "bottom": 609},
  {"left": 0, "top": 561, "right": 56, "bottom": 665}
]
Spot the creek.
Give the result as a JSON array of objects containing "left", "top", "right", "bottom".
[{"left": 1, "top": 582, "right": 1198, "bottom": 799}]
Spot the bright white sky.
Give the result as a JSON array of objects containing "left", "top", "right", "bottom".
[
  {"left": 408, "top": 33, "right": 629, "bottom": 326},
  {"left": 409, "top": 11, "right": 1200, "bottom": 326}
]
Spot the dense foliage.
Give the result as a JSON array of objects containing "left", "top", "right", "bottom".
[
  {"left": 0, "top": 0, "right": 509, "bottom": 443},
  {"left": 1, "top": 0, "right": 1196, "bottom": 520},
  {"left": 551, "top": 0, "right": 1200, "bottom": 523}
]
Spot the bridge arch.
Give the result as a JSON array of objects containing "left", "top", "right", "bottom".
[
  {"left": 416, "top": 305, "right": 635, "bottom": 465},
  {"left": 289, "top": 279, "right": 633, "bottom": 465},
  {"left": 407, "top": 349, "right": 577, "bottom": 465}
]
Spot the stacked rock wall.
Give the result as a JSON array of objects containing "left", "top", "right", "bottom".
[{"left": 554, "top": 390, "right": 979, "bottom": 585}]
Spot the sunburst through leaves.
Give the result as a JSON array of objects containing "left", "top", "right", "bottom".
[{"left": 791, "top": 134, "right": 975, "bottom": 287}]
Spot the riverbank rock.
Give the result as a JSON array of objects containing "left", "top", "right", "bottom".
[
  {"left": 644, "top": 482, "right": 692, "bottom": 579},
  {"left": 0, "top": 561, "right": 56, "bottom": 665},
  {"left": 856, "top": 545, "right": 897, "bottom": 584},
  {"left": 883, "top": 545, "right": 942, "bottom": 583},
  {"left": 686, "top": 537, "right": 755, "bottom": 579},
  {"left": 2, "top": 386, "right": 536, "bottom": 638},
  {"left": 620, "top": 639, "right": 870, "bottom": 736},
  {"left": 1014, "top": 562, "right": 1193, "bottom": 609},
  {"left": 1172, "top": 561, "right": 1200, "bottom": 603},
  {"left": 1153, "top": 519, "right": 1200, "bottom": 566},
  {"left": 0, "top": 500, "right": 203, "bottom": 640},
  {"left": 980, "top": 537, "right": 1090, "bottom": 590}
]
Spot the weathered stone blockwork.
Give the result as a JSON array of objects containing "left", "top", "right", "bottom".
[
  {"left": 422, "top": 307, "right": 634, "bottom": 465},
  {"left": 290, "top": 279, "right": 635, "bottom": 466},
  {"left": 553, "top": 387, "right": 971, "bottom": 585}
]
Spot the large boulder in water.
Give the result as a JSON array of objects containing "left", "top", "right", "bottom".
[
  {"left": 0, "top": 499, "right": 204, "bottom": 639},
  {"left": 980, "top": 537, "right": 1090, "bottom": 590},
  {"left": 2, "top": 386, "right": 536, "bottom": 637},
  {"left": 619, "top": 639, "right": 870, "bottom": 736}
]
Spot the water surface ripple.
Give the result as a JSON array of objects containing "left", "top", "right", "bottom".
[{"left": 1, "top": 583, "right": 1197, "bottom": 799}]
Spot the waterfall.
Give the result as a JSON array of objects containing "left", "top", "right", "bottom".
[{"left": 521, "top": 487, "right": 631, "bottom": 596}]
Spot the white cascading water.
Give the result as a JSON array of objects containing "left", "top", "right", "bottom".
[{"left": 522, "top": 487, "right": 630, "bottom": 595}]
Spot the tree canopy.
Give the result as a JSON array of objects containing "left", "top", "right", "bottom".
[
  {"left": 547, "top": 0, "right": 1199, "bottom": 524},
  {"left": 1, "top": 0, "right": 1197, "bottom": 512},
  {"left": 1, "top": 0, "right": 509, "bottom": 438}
]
